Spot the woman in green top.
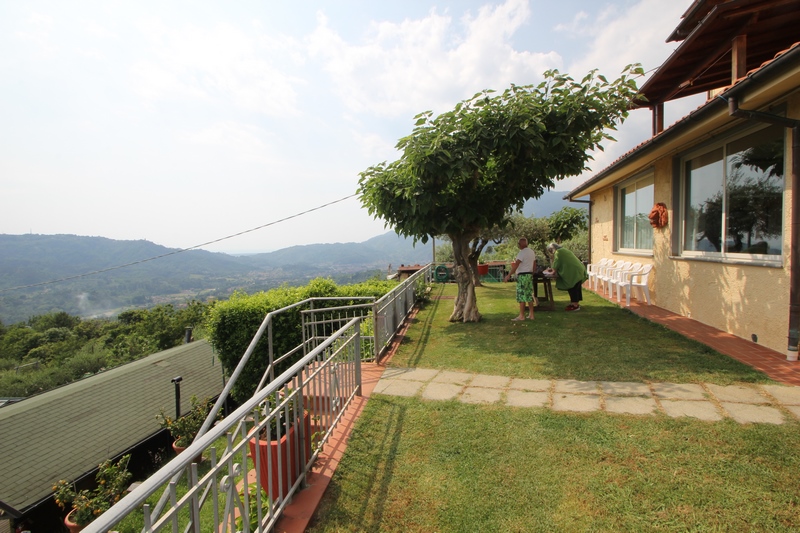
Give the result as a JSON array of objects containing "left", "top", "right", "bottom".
[{"left": 544, "top": 243, "right": 588, "bottom": 312}]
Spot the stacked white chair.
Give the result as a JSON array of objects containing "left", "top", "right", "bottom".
[
  {"left": 613, "top": 263, "right": 642, "bottom": 302},
  {"left": 601, "top": 261, "right": 630, "bottom": 297},
  {"left": 586, "top": 258, "right": 610, "bottom": 291},
  {"left": 596, "top": 260, "right": 624, "bottom": 296},
  {"left": 619, "top": 264, "right": 654, "bottom": 306}
]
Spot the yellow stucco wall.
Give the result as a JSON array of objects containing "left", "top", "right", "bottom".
[{"left": 588, "top": 94, "right": 797, "bottom": 355}]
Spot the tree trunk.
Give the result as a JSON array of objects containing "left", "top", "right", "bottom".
[
  {"left": 468, "top": 237, "right": 489, "bottom": 287},
  {"left": 449, "top": 234, "right": 482, "bottom": 322}
]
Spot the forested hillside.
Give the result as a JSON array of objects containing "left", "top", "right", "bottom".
[{"left": 0, "top": 232, "right": 431, "bottom": 324}]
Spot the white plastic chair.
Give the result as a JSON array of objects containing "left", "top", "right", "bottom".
[
  {"left": 596, "top": 260, "right": 624, "bottom": 295},
  {"left": 586, "top": 258, "right": 610, "bottom": 290},
  {"left": 619, "top": 264, "right": 653, "bottom": 306},
  {"left": 602, "top": 261, "right": 631, "bottom": 297},
  {"left": 613, "top": 263, "right": 642, "bottom": 301}
]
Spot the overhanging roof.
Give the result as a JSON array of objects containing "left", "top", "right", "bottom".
[
  {"left": 569, "top": 42, "right": 800, "bottom": 200},
  {"left": 637, "top": 0, "right": 800, "bottom": 106}
]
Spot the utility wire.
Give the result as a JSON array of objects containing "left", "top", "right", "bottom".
[{"left": 0, "top": 193, "right": 358, "bottom": 294}]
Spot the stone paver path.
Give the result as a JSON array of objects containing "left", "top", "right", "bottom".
[{"left": 374, "top": 367, "right": 800, "bottom": 425}]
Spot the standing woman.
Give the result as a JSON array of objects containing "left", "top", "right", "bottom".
[{"left": 543, "top": 243, "right": 588, "bottom": 312}]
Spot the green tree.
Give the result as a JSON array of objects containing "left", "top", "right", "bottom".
[
  {"left": 0, "top": 325, "right": 42, "bottom": 361},
  {"left": 434, "top": 239, "right": 455, "bottom": 263},
  {"left": 548, "top": 206, "right": 588, "bottom": 244},
  {"left": 359, "top": 66, "right": 641, "bottom": 321},
  {"left": 467, "top": 225, "right": 507, "bottom": 287},
  {"left": 497, "top": 212, "right": 552, "bottom": 265}
]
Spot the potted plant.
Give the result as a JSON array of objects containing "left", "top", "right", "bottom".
[
  {"left": 53, "top": 454, "right": 132, "bottom": 532},
  {"left": 157, "top": 395, "right": 215, "bottom": 461},
  {"left": 477, "top": 260, "right": 490, "bottom": 276},
  {"left": 248, "top": 390, "right": 311, "bottom": 500},
  {"left": 235, "top": 483, "right": 271, "bottom": 532}
]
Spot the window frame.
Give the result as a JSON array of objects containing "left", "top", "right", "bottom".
[
  {"left": 615, "top": 171, "right": 655, "bottom": 255},
  {"left": 677, "top": 122, "right": 785, "bottom": 266}
]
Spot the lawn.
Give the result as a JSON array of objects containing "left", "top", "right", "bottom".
[
  {"left": 390, "top": 283, "right": 771, "bottom": 385},
  {"left": 308, "top": 283, "right": 800, "bottom": 532}
]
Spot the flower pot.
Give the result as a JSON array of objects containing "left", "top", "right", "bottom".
[
  {"left": 248, "top": 412, "right": 312, "bottom": 500},
  {"left": 477, "top": 264, "right": 489, "bottom": 275},
  {"left": 64, "top": 509, "right": 85, "bottom": 533},
  {"left": 172, "top": 440, "right": 203, "bottom": 464}
]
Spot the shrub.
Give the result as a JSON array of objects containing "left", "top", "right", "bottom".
[
  {"left": 157, "top": 395, "right": 216, "bottom": 447},
  {"left": 53, "top": 454, "right": 132, "bottom": 527},
  {"left": 206, "top": 279, "right": 396, "bottom": 403}
]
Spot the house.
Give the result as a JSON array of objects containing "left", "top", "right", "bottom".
[{"left": 567, "top": 0, "right": 800, "bottom": 358}]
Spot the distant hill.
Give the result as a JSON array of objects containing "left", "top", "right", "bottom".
[
  {"left": 521, "top": 190, "right": 574, "bottom": 218},
  {"left": 0, "top": 233, "right": 431, "bottom": 324}
]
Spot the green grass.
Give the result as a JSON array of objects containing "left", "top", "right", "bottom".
[
  {"left": 391, "top": 283, "right": 770, "bottom": 385},
  {"left": 310, "top": 397, "right": 800, "bottom": 532},
  {"left": 308, "top": 282, "right": 800, "bottom": 532}
]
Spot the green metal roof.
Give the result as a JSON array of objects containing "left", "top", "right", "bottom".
[{"left": 0, "top": 340, "right": 225, "bottom": 513}]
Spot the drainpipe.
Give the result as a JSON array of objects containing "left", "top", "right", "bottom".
[
  {"left": 727, "top": 97, "right": 800, "bottom": 360},
  {"left": 568, "top": 196, "right": 592, "bottom": 261}
]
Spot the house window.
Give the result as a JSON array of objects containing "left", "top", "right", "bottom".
[
  {"left": 681, "top": 124, "right": 784, "bottom": 260},
  {"left": 617, "top": 174, "right": 654, "bottom": 251}
]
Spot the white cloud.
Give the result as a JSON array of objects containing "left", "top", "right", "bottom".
[
  {"left": 307, "top": 0, "right": 561, "bottom": 118},
  {"left": 130, "top": 19, "right": 304, "bottom": 116},
  {"left": 553, "top": 11, "right": 590, "bottom": 35},
  {"left": 183, "top": 121, "right": 273, "bottom": 161},
  {"left": 14, "top": 12, "right": 57, "bottom": 57}
]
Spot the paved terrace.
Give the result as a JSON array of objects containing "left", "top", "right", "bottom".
[{"left": 374, "top": 367, "right": 800, "bottom": 424}]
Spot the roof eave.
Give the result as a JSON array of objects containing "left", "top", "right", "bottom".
[{"left": 568, "top": 44, "right": 800, "bottom": 200}]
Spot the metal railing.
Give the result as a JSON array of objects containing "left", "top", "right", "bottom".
[
  {"left": 84, "top": 317, "right": 362, "bottom": 533},
  {"left": 374, "top": 265, "right": 430, "bottom": 359},
  {"left": 85, "top": 266, "right": 431, "bottom": 532}
]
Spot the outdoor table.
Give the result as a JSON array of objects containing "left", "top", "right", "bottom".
[{"left": 533, "top": 272, "right": 555, "bottom": 311}]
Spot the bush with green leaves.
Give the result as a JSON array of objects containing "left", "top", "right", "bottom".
[
  {"left": 157, "top": 395, "right": 216, "bottom": 447},
  {"left": 206, "top": 278, "right": 396, "bottom": 403},
  {"left": 561, "top": 229, "right": 590, "bottom": 263}
]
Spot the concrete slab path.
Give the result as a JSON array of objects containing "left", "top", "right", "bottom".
[{"left": 374, "top": 367, "right": 800, "bottom": 425}]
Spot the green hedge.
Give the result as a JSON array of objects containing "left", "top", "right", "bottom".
[{"left": 206, "top": 278, "right": 397, "bottom": 403}]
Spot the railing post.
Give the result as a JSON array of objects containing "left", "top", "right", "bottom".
[
  {"left": 372, "top": 301, "right": 379, "bottom": 361},
  {"left": 355, "top": 318, "right": 362, "bottom": 397},
  {"left": 268, "top": 320, "right": 275, "bottom": 383}
]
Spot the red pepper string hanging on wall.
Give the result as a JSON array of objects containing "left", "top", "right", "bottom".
[{"left": 648, "top": 202, "right": 668, "bottom": 228}]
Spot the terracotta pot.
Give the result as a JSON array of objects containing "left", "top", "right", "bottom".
[
  {"left": 64, "top": 509, "right": 85, "bottom": 533},
  {"left": 477, "top": 264, "right": 489, "bottom": 275},
  {"left": 172, "top": 440, "right": 203, "bottom": 464},
  {"left": 248, "top": 412, "right": 312, "bottom": 499}
]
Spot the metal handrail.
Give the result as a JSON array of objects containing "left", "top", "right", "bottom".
[{"left": 84, "top": 317, "right": 363, "bottom": 533}]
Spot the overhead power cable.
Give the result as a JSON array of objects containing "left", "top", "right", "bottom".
[{"left": 0, "top": 193, "right": 358, "bottom": 294}]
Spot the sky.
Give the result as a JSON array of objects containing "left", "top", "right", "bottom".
[{"left": 0, "top": 0, "right": 706, "bottom": 254}]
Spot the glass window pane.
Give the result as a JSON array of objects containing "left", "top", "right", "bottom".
[
  {"left": 635, "top": 181, "right": 654, "bottom": 249},
  {"left": 684, "top": 148, "right": 724, "bottom": 252},
  {"left": 621, "top": 186, "right": 636, "bottom": 248},
  {"left": 725, "top": 124, "right": 784, "bottom": 255}
]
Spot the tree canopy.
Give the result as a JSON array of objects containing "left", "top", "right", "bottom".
[{"left": 358, "top": 65, "right": 643, "bottom": 321}]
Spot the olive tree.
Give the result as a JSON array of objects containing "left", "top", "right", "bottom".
[{"left": 358, "top": 66, "right": 643, "bottom": 322}]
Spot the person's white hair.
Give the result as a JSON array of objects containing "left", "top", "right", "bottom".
[{"left": 546, "top": 242, "right": 561, "bottom": 255}]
